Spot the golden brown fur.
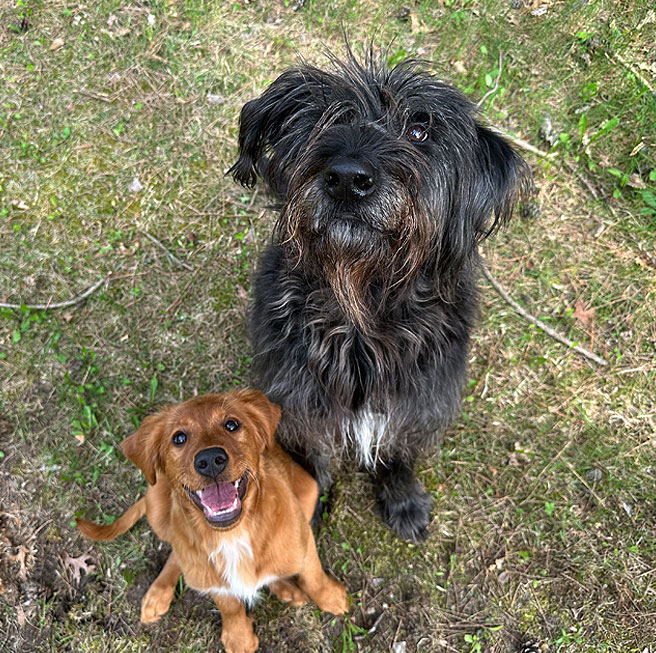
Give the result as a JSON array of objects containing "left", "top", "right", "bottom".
[{"left": 77, "top": 390, "right": 348, "bottom": 653}]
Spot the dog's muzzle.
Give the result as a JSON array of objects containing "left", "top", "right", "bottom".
[
  {"left": 323, "top": 157, "right": 376, "bottom": 202},
  {"left": 185, "top": 470, "right": 249, "bottom": 528}
]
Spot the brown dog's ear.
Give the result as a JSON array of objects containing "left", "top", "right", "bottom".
[
  {"left": 236, "top": 390, "right": 281, "bottom": 452},
  {"left": 121, "top": 413, "right": 166, "bottom": 485}
]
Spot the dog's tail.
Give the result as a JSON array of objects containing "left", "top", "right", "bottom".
[{"left": 76, "top": 498, "right": 146, "bottom": 541}]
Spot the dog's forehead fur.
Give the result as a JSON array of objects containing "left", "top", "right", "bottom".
[
  {"left": 168, "top": 395, "right": 233, "bottom": 428},
  {"left": 279, "top": 58, "right": 474, "bottom": 131}
]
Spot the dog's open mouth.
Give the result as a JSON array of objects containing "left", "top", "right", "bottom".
[{"left": 185, "top": 470, "right": 249, "bottom": 527}]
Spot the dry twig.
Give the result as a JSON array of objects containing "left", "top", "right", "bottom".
[
  {"left": 481, "top": 264, "right": 608, "bottom": 366},
  {"left": 143, "top": 231, "right": 194, "bottom": 271},
  {"left": 477, "top": 51, "right": 504, "bottom": 109},
  {"left": 0, "top": 274, "right": 111, "bottom": 311}
]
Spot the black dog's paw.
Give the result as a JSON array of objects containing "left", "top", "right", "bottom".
[{"left": 377, "top": 482, "right": 433, "bottom": 542}]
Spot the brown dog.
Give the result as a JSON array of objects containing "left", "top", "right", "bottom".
[{"left": 77, "top": 390, "right": 348, "bottom": 653}]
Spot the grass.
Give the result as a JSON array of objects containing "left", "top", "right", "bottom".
[{"left": 1, "top": 1, "right": 654, "bottom": 651}]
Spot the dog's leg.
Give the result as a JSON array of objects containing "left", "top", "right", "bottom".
[
  {"left": 213, "top": 594, "right": 258, "bottom": 653},
  {"left": 269, "top": 578, "right": 309, "bottom": 606},
  {"left": 140, "top": 552, "right": 181, "bottom": 623},
  {"left": 140, "top": 551, "right": 182, "bottom": 623},
  {"left": 295, "top": 534, "right": 349, "bottom": 615},
  {"left": 375, "top": 457, "right": 433, "bottom": 542}
]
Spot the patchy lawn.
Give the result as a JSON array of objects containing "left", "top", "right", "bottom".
[{"left": 1, "top": 1, "right": 654, "bottom": 651}]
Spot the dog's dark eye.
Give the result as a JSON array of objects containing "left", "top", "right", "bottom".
[
  {"left": 172, "top": 431, "right": 187, "bottom": 447},
  {"left": 224, "top": 419, "right": 240, "bottom": 432},
  {"left": 406, "top": 125, "right": 429, "bottom": 143}
]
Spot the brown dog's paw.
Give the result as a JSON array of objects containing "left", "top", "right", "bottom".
[
  {"left": 140, "top": 585, "right": 174, "bottom": 624},
  {"left": 270, "top": 579, "right": 309, "bottom": 606},
  {"left": 316, "top": 579, "right": 349, "bottom": 615},
  {"left": 222, "top": 630, "right": 258, "bottom": 653}
]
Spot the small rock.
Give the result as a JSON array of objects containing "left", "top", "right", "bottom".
[
  {"left": 128, "top": 177, "right": 144, "bottom": 193},
  {"left": 585, "top": 468, "right": 603, "bottom": 482},
  {"left": 393, "top": 642, "right": 407, "bottom": 653},
  {"left": 370, "top": 577, "right": 385, "bottom": 589},
  {"left": 207, "top": 93, "right": 225, "bottom": 105}
]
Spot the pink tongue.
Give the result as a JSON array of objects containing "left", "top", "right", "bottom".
[{"left": 199, "top": 482, "right": 237, "bottom": 511}]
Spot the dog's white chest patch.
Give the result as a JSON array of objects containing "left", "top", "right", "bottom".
[
  {"left": 342, "top": 406, "right": 389, "bottom": 468},
  {"left": 207, "top": 535, "right": 277, "bottom": 605}
]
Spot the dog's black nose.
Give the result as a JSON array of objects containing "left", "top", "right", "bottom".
[
  {"left": 323, "top": 158, "right": 376, "bottom": 202},
  {"left": 194, "top": 447, "right": 229, "bottom": 478}
]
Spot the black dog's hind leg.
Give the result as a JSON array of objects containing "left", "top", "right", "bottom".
[{"left": 375, "top": 456, "right": 433, "bottom": 542}]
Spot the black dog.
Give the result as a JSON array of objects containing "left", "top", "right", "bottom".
[{"left": 230, "top": 51, "right": 531, "bottom": 541}]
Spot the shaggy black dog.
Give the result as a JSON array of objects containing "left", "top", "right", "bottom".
[{"left": 230, "top": 51, "right": 531, "bottom": 542}]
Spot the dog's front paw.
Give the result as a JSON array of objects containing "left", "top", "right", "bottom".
[
  {"left": 378, "top": 482, "right": 433, "bottom": 542},
  {"left": 222, "top": 630, "right": 258, "bottom": 653},
  {"left": 315, "top": 578, "right": 349, "bottom": 615},
  {"left": 140, "top": 584, "right": 174, "bottom": 624},
  {"left": 270, "top": 579, "right": 309, "bottom": 606}
]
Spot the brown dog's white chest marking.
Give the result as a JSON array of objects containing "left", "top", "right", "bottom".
[{"left": 204, "top": 534, "right": 279, "bottom": 604}]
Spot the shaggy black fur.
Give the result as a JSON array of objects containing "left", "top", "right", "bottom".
[{"left": 230, "top": 51, "right": 531, "bottom": 541}]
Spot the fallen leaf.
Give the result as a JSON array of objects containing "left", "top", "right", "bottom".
[
  {"left": 63, "top": 552, "right": 96, "bottom": 583},
  {"left": 8, "top": 545, "right": 29, "bottom": 580},
  {"left": 16, "top": 604, "right": 26, "bottom": 627},
  {"left": 236, "top": 285, "right": 249, "bottom": 302},
  {"left": 572, "top": 299, "right": 596, "bottom": 327},
  {"left": 50, "top": 38, "right": 65, "bottom": 51},
  {"left": 626, "top": 174, "right": 646, "bottom": 189}
]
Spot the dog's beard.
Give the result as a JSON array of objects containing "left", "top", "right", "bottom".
[{"left": 277, "top": 180, "right": 434, "bottom": 331}]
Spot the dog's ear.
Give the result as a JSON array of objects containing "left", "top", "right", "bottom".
[
  {"left": 236, "top": 390, "right": 281, "bottom": 453},
  {"left": 121, "top": 413, "right": 167, "bottom": 485},
  {"left": 473, "top": 124, "right": 532, "bottom": 239},
  {"left": 228, "top": 68, "right": 320, "bottom": 195}
]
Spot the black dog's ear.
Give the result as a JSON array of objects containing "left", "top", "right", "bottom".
[
  {"left": 229, "top": 68, "right": 319, "bottom": 195},
  {"left": 440, "top": 125, "right": 531, "bottom": 274},
  {"left": 474, "top": 125, "right": 533, "bottom": 240}
]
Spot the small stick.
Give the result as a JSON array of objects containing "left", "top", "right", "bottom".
[
  {"left": 481, "top": 264, "right": 608, "bottom": 366},
  {"left": 476, "top": 51, "right": 504, "bottom": 109},
  {"left": 74, "top": 89, "right": 115, "bottom": 103},
  {"left": 609, "top": 51, "right": 655, "bottom": 95},
  {"left": 489, "top": 126, "right": 555, "bottom": 159},
  {"left": 0, "top": 274, "right": 111, "bottom": 311},
  {"left": 142, "top": 232, "right": 193, "bottom": 271}
]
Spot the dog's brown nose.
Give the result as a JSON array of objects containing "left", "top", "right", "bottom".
[
  {"left": 323, "top": 158, "right": 376, "bottom": 202},
  {"left": 194, "top": 447, "right": 229, "bottom": 478}
]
